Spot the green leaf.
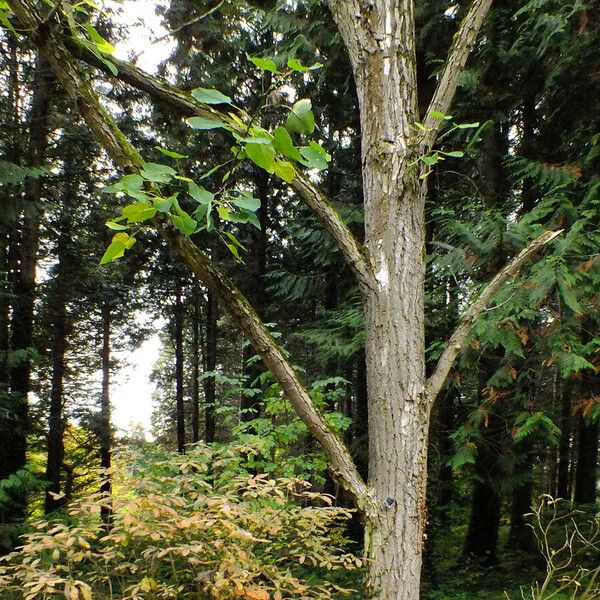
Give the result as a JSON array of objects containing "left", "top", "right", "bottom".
[
  {"left": 122, "top": 202, "right": 157, "bottom": 223},
  {"left": 100, "top": 232, "right": 136, "bottom": 265},
  {"left": 274, "top": 160, "right": 295, "bottom": 183},
  {"left": 140, "top": 162, "right": 176, "bottom": 183},
  {"left": 155, "top": 146, "right": 188, "bottom": 159},
  {"left": 457, "top": 122, "right": 480, "bottom": 129},
  {"left": 430, "top": 110, "right": 452, "bottom": 120},
  {"left": 246, "top": 53, "right": 280, "bottom": 73},
  {"left": 105, "top": 221, "right": 129, "bottom": 231},
  {"left": 171, "top": 212, "right": 197, "bottom": 236},
  {"left": 286, "top": 99, "right": 315, "bottom": 136},
  {"left": 186, "top": 116, "right": 225, "bottom": 130},
  {"left": 188, "top": 182, "right": 214, "bottom": 205},
  {"left": 102, "top": 174, "right": 147, "bottom": 200},
  {"left": 272, "top": 126, "right": 302, "bottom": 161},
  {"left": 153, "top": 194, "right": 177, "bottom": 213},
  {"left": 443, "top": 150, "right": 464, "bottom": 158},
  {"left": 84, "top": 24, "right": 115, "bottom": 54},
  {"left": 287, "top": 58, "right": 323, "bottom": 72},
  {"left": 299, "top": 142, "right": 331, "bottom": 171},
  {"left": 421, "top": 154, "right": 440, "bottom": 166},
  {"left": 231, "top": 191, "right": 260, "bottom": 212},
  {"left": 245, "top": 143, "right": 276, "bottom": 173},
  {"left": 191, "top": 87, "right": 232, "bottom": 105}
]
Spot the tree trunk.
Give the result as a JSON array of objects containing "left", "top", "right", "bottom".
[
  {"left": 44, "top": 240, "right": 72, "bottom": 515},
  {"left": 574, "top": 413, "right": 599, "bottom": 505},
  {"left": 174, "top": 283, "right": 186, "bottom": 453},
  {"left": 2, "top": 52, "right": 52, "bottom": 533},
  {"left": 204, "top": 290, "right": 218, "bottom": 443},
  {"left": 508, "top": 436, "right": 535, "bottom": 553},
  {"left": 463, "top": 402, "right": 504, "bottom": 563},
  {"left": 191, "top": 284, "right": 201, "bottom": 443},
  {"left": 556, "top": 382, "right": 572, "bottom": 499},
  {"left": 99, "top": 303, "right": 112, "bottom": 523}
]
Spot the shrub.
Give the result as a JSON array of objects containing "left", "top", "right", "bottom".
[{"left": 0, "top": 443, "right": 362, "bottom": 599}]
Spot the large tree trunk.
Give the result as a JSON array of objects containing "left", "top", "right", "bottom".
[
  {"left": 574, "top": 413, "right": 599, "bottom": 505},
  {"left": 330, "top": 3, "right": 429, "bottom": 596},
  {"left": 190, "top": 284, "right": 201, "bottom": 443}
]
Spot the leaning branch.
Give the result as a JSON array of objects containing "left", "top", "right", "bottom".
[
  {"left": 7, "top": 0, "right": 370, "bottom": 507},
  {"left": 425, "top": 229, "right": 563, "bottom": 405},
  {"left": 64, "top": 37, "right": 375, "bottom": 292},
  {"left": 421, "top": 0, "right": 493, "bottom": 148}
]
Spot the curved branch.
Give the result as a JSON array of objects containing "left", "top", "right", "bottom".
[
  {"left": 421, "top": 0, "right": 493, "bottom": 149},
  {"left": 425, "top": 229, "right": 563, "bottom": 406},
  {"left": 64, "top": 37, "right": 375, "bottom": 291},
  {"left": 7, "top": 0, "right": 370, "bottom": 506}
]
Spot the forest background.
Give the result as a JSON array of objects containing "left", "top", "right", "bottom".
[{"left": 0, "top": 0, "right": 599, "bottom": 599}]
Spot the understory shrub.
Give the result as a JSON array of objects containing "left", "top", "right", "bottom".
[{"left": 0, "top": 443, "right": 362, "bottom": 599}]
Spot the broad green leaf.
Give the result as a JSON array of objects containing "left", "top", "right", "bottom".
[
  {"left": 299, "top": 142, "right": 331, "bottom": 171},
  {"left": 153, "top": 194, "right": 177, "bottom": 212},
  {"left": 274, "top": 160, "right": 295, "bottom": 183},
  {"left": 287, "top": 58, "right": 323, "bottom": 72},
  {"left": 155, "top": 146, "right": 188, "bottom": 159},
  {"left": 286, "top": 99, "right": 315, "bottom": 136},
  {"left": 246, "top": 53, "right": 280, "bottom": 73},
  {"left": 225, "top": 243, "right": 242, "bottom": 261},
  {"left": 231, "top": 191, "right": 260, "bottom": 212},
  {"left": 102, "top": 174, "right": 147, "bottom": 200},
  {"left": 84, "top": 24, "right": 115, "bottom": 54},
  {"left": 272, "top": 126, "right": 302, "bottom": 161},
  {"left": 245, "top": 143, "right": 276, "bottom": 173},
  {"left": 186, "top": 116, "right": 225, "bottom": 130},
  {"left": 171, "top": 212, "right": 197, "bottom": 236},
  {"left": 140, "top": 162, "right": 176, "bottom": 183},
  {"left": 224, "top": 230, "right": 246, "bottom": 250},
  {"left": 100, "top": 232, "right": 136, "bottom": 265},
  {"left": 188, "top": 182, "right": 214, "bottom": 205},
  {"left": 443, "top": 150, "right": 464, "bottom": 158},
  {"left": 191, "top": 87, "right": 232, "bottom": 105},
  {"left": 122, "top": 202, "right": 157, "bottom": 223}
]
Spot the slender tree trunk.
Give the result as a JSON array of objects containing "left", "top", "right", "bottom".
[
  {"left": 354, "top": 349, "right": 369, "bottom": 481},
  {"left": 99, "top": 303, "right": 112, "bottom": 523},
  {"left": 240, "top": 171, "right": 268, "bottom": 422},
  {"left": 574, "top": 414, "right": 599, "bottom": 504},
  {"left": 508, "top": 436, "right": 535, "bottom": 552},
  {"left": 204, "top": 290, "right": 218, "bottom": 443},
  {"left": 557, "top": 382, "right": 572, "bottom": 499},
  {"left": 191, "top": 285, "right": 201, "bottom": 443},
  {"left": 44, "top": 241, "right": 72, "bottom": 515},
  {"left": 1, "top": 52, "right": 52, "bottom": 534},
  {"left": 174, "top": 283, "right": 186, "bottom": 453}
]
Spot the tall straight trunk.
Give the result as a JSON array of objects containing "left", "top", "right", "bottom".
[
  {"left": 333, "top": 7, "right": 428, "bottom": 596},
  {"left": 191, "top": 285, "right": 201, "bottom": 443},
  {"left": 574, "top": 414, "right": 599, "bottom": 504},
  {"left": 508, "top": 436, "right": 535, "bottom": 552},
  {"left": 174, "top": 284, "right": 185, "bottom": 453},
  {"left": 44, "top": 241, "right": 72, "bottom": 515},
  {"left": 99, "top": 303, "right": 112, "bottom": 523},
  {"left": 203, "top": 290, "right": 218, "bottom": 443},
  {"left": 354, "top": 349, "right": 369, "bottom": 480},
  {"left": 1, "top": 52, "right": 52, "bottom": 533},
  {"left": 240, "top": 171, "right": 268, "bottom": 422},
  {"left": 557, "top": 382, "right": 572, "bottom": 499}
]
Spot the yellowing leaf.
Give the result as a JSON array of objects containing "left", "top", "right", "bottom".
[{"left": 245, "top": 588, "right": 270, "bottom": 600}]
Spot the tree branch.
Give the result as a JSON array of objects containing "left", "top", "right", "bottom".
[
  {"left": 421, "top": 0, "right": 493, "bottom": 149},
  {"left": 425, "top": 229, "right": 563, "bottom": 405},
  {"left": 7, "top": 0, "right": 371, "bottom": 507},
  {"left": 64, "top": 37, "right": 375, "bottom": 292}
]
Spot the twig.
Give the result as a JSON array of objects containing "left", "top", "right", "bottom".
[{"left": 153, "top": 0, "right": 225, "bottom": 44}]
